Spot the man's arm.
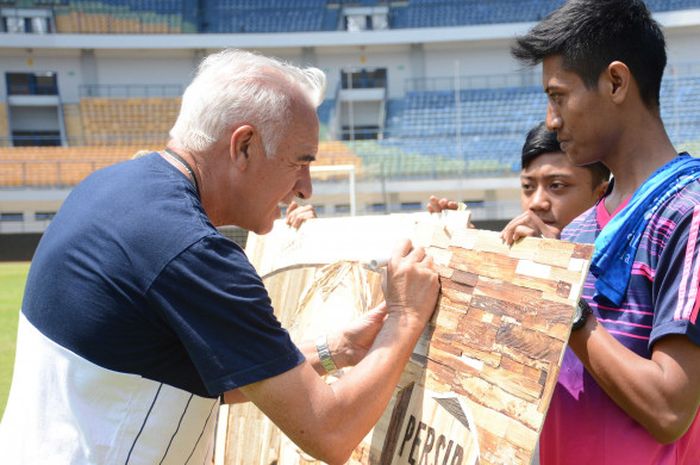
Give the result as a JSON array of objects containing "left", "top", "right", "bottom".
[
  {"left": 571, "top": 316, "right": 700, "bottom": 443},
  {"left": 299, "top": 302, "right": 389, "bottom": 376},
  {"left": 227, "top": 240, "right": 439, "bottom": 465},
  {"left": 222, "top": 302, "right": 389, "bottom": 404}
]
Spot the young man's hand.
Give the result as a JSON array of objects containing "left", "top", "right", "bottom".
[
  {"left": 426, "top": 195, "right": 460, "bottom": 213},
  {"left": 286, "top": 201, "right": 317, "bottom": 229},
  {"left": 500, "top": 210, "right": 561, "bottom": 245}
]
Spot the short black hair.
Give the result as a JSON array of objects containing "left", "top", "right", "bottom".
[
  {"left": 511, "top": 0, "right": 666, "bottom": 109},
  {"left": 522, "top": 121, "right": 561, "bottom": 169},
  {"left": 522, "top": 122, "right": 610, "bottom": 189}
]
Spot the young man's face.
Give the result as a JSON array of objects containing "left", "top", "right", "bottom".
[
  {"left": 542, "top": 55, "right": 618, "bottom": 167},
  {"left": 520, "top": 152, "right": 605, "bottom": 231}
]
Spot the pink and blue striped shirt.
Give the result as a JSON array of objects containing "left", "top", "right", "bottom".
[{"left": 540, "top": 179, "right": 700, "bottom": 465}]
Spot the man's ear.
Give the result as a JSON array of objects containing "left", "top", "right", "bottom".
[
  {"left": 605, "top": 61, "right": 631, "bottom": 104},
  {"left": 229, "top": 125, "right": 254, "bottom": 170}
]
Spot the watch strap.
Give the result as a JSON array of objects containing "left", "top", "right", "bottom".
[
  {"left": 572, "top": 299, "right": 592, "bottom": 331},
  {"left": 315, "top": 335, "right": 338, "bottom": 374}
]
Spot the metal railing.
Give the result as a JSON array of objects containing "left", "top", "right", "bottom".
[
  {"left": 0, "top": 159, "right": 107, "bottom": 187},
  {"left": 405, "top": 71, "right": 543, "bottom": 93},
  {"left": 0, "top": 134, "right": 168, "bottom": 147},
  {"left": 78, "top": 84, "right": 183, "bottom": 98}
]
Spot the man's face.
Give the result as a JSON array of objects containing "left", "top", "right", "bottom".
[
  {"left": 542, "top": 55, "right": 617, "bottom": 167},
  {"left": 242, "top": 102, "right": 319, "bottom": 235},
  {"left": 520, "top": 152, "right": 603, "bottom": 231}
]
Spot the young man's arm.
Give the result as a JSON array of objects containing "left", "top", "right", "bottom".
[
  {"left": 570, "top": 320, "right": 700, "bottom": 443},
  {"left": 229, "top": 240, "right": 440, "bottom": 465}
]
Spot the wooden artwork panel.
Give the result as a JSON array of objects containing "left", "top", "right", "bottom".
[{"left": 221, "top": 212, "right": 593, "bottom": 465}]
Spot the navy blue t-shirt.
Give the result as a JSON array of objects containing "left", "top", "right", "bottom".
[{"left": 22, "top": 152, "right": 304, "bottom": 398}]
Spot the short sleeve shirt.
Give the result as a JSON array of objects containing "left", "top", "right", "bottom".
[
  {"left": 540, "top": 180, "right": 700, "bottom": 465},
  {"left": 22, "top": 152, "right": 304, "bottom": 398}
]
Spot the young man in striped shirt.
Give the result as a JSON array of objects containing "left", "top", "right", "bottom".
[{"left": 512, "top": 0, "right": 700, "bottom": 463}]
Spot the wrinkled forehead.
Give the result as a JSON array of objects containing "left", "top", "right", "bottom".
[{"left": 273, "top": 100, "right": 319, "bottom": 156}]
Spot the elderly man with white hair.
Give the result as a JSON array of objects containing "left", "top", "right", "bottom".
[{"left": 0, "top": 49, "right": 439, "bottom": 465}]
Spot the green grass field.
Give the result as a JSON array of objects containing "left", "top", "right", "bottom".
[{"left": 0, "top": 262, "right": 30, "bottom": 418}]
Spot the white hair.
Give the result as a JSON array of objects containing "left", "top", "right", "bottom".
[{"left": 169, "top": 49, "right": 326, "bottom": 156}]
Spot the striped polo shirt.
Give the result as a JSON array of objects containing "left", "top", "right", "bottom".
[{"left": 540, "top": 179, "right": 700, "bottom": 465}]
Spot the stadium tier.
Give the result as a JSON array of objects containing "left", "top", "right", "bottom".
[
  {"left": 336, "top": 75, "right": 700, "bottom": 178},
  {"left": 78, "top": 96, "right": 181, "bottom": 146},
  {"left": 0, "top": 146, "right": 143, "bottom": 187},
  {"left": 661, "top": 75, "right": 700, "bottom": 146},
  {"left": 3, "top": 73, "right": 699, "bottom": 186},
  {"left": 3, "top": 0, "right": 700, "bottom": 33},
  {"left": 52, "top": 0, "right": 198, "bottom": 33},
  {"left": 2, "top": 0, "right": 700, "bottom": 228},
  {"left": 203, "top": 0, "right": 335, "bottom": 33},
  {"left": 0, "top": 142, "right": 363, "bottom": 188}
]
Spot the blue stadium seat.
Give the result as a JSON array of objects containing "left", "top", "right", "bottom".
[
  {"left": 11, "top": 0, "right": 700, "bottom": 33},
  {"left": 366, "top": 72, "right": 700, "bottom": 179},
  {"left": 388, "top": 0, "right": 700, "bottom": 29}
]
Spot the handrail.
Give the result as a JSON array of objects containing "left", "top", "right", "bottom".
[{"left": 78, "top": 84, "right": 183, "bottom": 98}]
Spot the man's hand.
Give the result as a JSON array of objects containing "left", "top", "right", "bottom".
[
  {"left": 286, "top": 201, "right": 316, "bottom": 229},
  {"left": 426, "top": 195, "right": 460, "bottom": 213},
  {"left": 384, "top": 239, "right": 440, "bottom": 328},
  {"left": 500, "top": 210, "right": 561, "bottom": 245},
  {"left": 235, "top": 240, "right": 440, "bottom": 465},
  {"left": 327, "top": 302, "right": 388, "bottom": 369}
]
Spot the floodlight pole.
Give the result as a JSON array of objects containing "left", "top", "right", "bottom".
[{"left": 310, "top": 164, "right": 357, "bottom": 216}]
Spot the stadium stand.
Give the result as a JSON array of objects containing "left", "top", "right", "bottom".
[
  {"left": 346, "top": 139, "right": 471, "bottom": 179},
  {"left": 5, "top": 74, "right": 700, "bottom": 185},
  {"left": 397, "top": 86, "right": 545, "bottom": 138},
  {"left": 662, "top": 75, "right": 700, "bottom": 147},
  {"left": 389, "top": 0, "right": 700, "bottom": 29},
  {"left": 2, "top": 0, "right": 700, "bottom": 231},
  {"left": 0, "top": 146, "right": 140, "bottom": 187},
  {"left": 3, "top": 0, "right": 699, "bottom": 34},
  {"left": 3, "top": 0, "right": 197, "bottom": 33},
  {"left": 77, "top": 96, "right": 181, "bottom": 146},
  {"left": 375, "top": 85, "right": 545, "bottom": 174},
  {"left": 64, "top": 0, "right": 197, "bottom": 33},
  {"left": 203, "top": 0, "right": 332, "bottom": 33},
  {"left": 333, "top": 73, "right": 700, "bottom": 178},
  {"left": 0, "top": 141, "right": 364, "bottom": 188}
]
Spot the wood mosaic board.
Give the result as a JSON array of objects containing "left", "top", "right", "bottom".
[{"left": 219, "top": 212, "right": 593, "bottom": 465}]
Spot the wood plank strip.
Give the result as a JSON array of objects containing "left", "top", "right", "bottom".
[{"left": 495, "top": 323, "right": 563, "bottom": 365}]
